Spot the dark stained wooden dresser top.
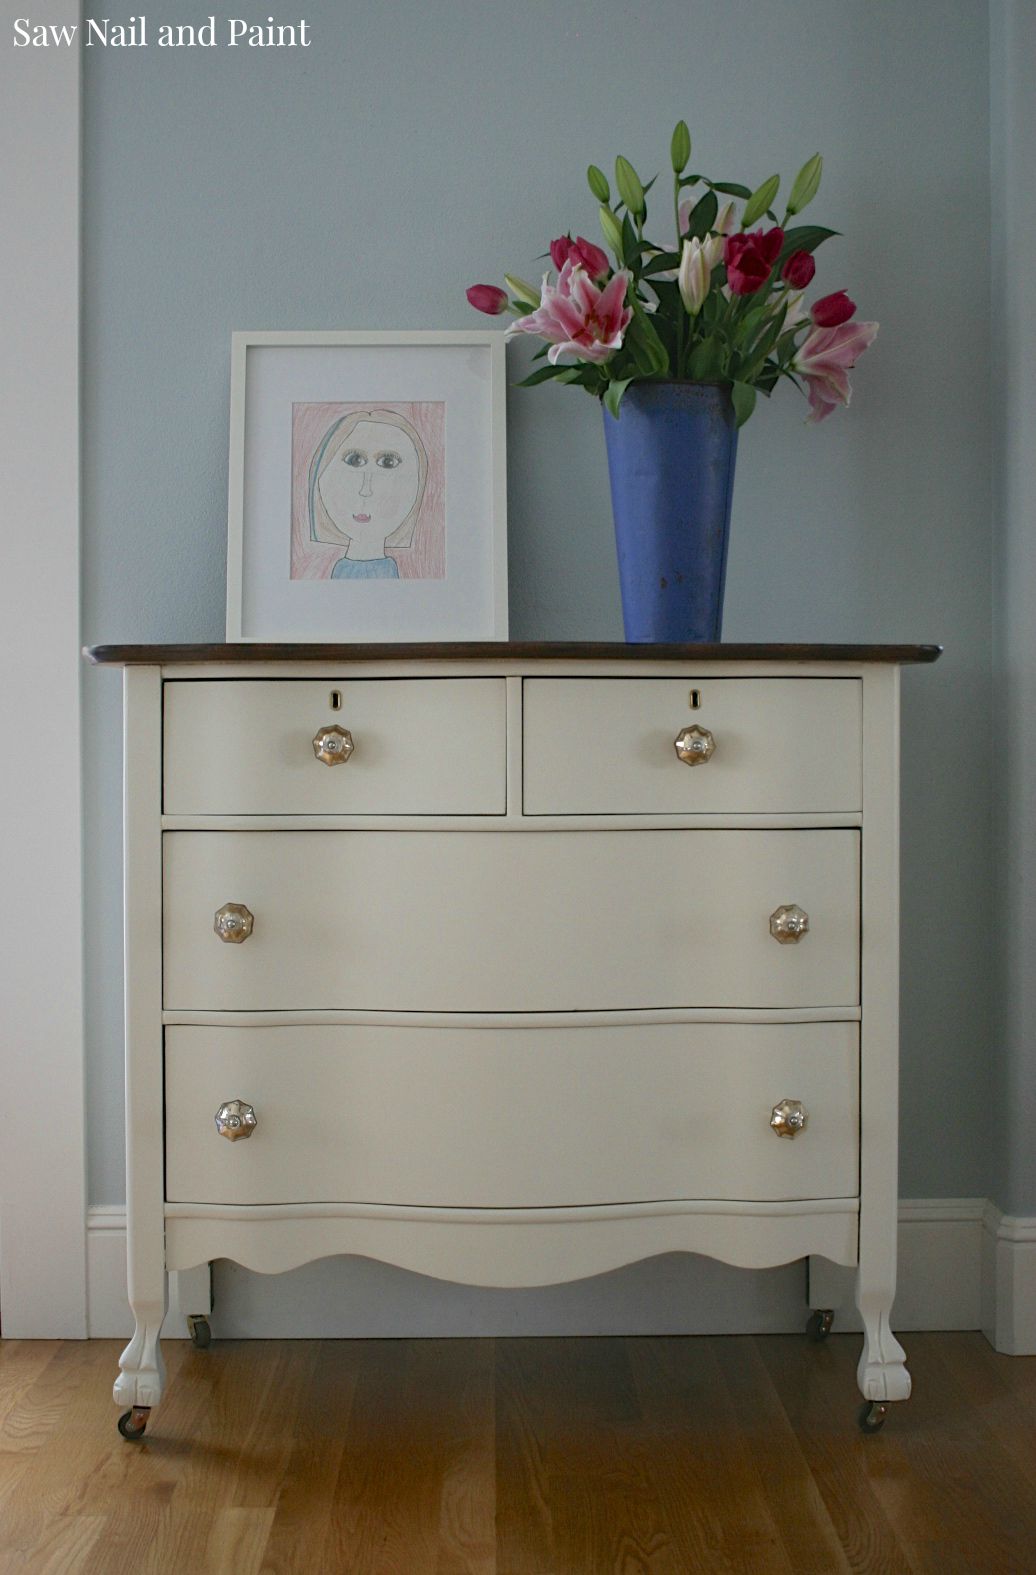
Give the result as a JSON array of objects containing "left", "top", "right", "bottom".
[{"left": 85, "top": 641, "right": 942, "bottom": 666}]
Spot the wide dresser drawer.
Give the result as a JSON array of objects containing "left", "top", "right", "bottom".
[
  {"left": 163, "top": 829, "right": 859, "bottom": 1011},
  {"left": 165, "top": 1022, "right": 860, "bottom": 1206},
  {"left": 522, "top": 678, "right": 861, "bottom": 814},
  {"left": 163, "top": 678, "right": 507, "bottom": 815}
]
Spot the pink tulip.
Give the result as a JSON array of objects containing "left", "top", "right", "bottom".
[
  {"left": 466, "top": 284, "right": 508, "bottom": 316},
  {"left": 794, "top": 319, "right": 878, "bottom": 421},
  {"left": 549, "top": 234, "right": 610, "bottom": 281},
  {"left": 812, "top": 289, "right": 855, "bottom": 327},
  {"left": 508, "top": 260, "right": 632, "bottom": 365},
  {"left": 724, "top": 227, "right": 784, "bottom": 295}
]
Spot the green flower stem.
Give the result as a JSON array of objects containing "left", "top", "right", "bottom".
[{"left": 672, "top": 171, "right": 685, "bottom": 377}]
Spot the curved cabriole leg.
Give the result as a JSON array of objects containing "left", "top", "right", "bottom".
[
  {"left": 854, "top": 1276, "right": 911, "bottom": 1406},
  {"left": 113, "top": 1290, "right": 167, "bottom": 1422}
]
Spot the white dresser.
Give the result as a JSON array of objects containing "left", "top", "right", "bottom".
[{"left": 88, "top": 641, "right": 940, "bottom": 1439}]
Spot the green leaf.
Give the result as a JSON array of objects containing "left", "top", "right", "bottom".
[
  {"left": 686, "top": 189, "right": 718, "bottom": 241},
  {"left": 603, "top": 377, "right": 634, "bottom": 419},
  {"left": 599, "top": 205, "right": 625, "bottom": 260},
  {"left": 731, "top": 381, "right": 757, "bottom": 427},
  {"left": 670, "top": 120, "right": 691, "bottom": 174},
  {"left": 711, "top": 181, "right": 752, "bottom": 199},
  {"left": 615, "top": 155, "right": 646, "bottom": 218},
  {"left": 687, "top": 336, "right": 723, "bottom": 380},
  {"left": 641, "top": 250, "right": 682, "bottom": 276},
  {"left": 626, "top": 302, "right": 670, "bottom": 376},
  {"left": 777, "top": 225, "right": 840, "bottom": 265},
  {"left": 787, "top": 153, "right": 822, "bottom": 216},
  {"left": 587, "top": 164, "right": 611, "bottom": 202},
  {"left": 741, "top": 174, "right": 780, "bottom": 229},
  {"left": 515, "top": 364, "right": 574, "bottom": 387}
]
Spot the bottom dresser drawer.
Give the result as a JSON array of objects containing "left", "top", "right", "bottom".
[{"left": 165, "top": 1022, "right": 859, "bottom": 1207}]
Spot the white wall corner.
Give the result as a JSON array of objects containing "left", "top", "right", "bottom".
[
  {"left": 809, "top": 1198, "right": 986, "bottom": 1332},
  {"left": 87, "top": 1208, "right": 207, "bottom": 1340},
  {"left": 982, "top": 1202, "right": 1036, "bottom": 1355}
]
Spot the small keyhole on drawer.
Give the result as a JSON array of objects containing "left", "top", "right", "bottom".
[
  {"left": 689, "top": 690, "right": 701, "bottom": 709},
  {"left": 330, "top": 690, "right": 343, "bottom": 711}
]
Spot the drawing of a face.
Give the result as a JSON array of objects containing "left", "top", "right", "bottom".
[{"left": 313, "top": 415, "right": 426, "bottom": 560}]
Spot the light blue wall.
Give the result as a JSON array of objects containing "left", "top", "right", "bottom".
[
  {"left": 990, "top": 2, "right": 1036, "bottom": 1220},
  {"left": 83, "top": 0, "right": 994, "bottom": 1220}
]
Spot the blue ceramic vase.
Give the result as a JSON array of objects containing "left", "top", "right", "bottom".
[{"left": 602, "top": 380, "right": 739, "bottom": 643}]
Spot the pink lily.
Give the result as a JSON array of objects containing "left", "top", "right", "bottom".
[
  {"left": 793, "top": 320, "right": 878, "bottom": 422},
  {"left": 508, "top": 260, "right": 632, "bottom": 365}
]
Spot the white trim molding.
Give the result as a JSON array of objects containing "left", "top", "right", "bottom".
[
  {"left": 86, "top": 1198, "right": 1034, "bottom": 1345},
  {"left": 0, "top": 0, "right": 87, "bottom": 1337},
  {"left": 982, "top": 1202, "right": 1036, "bottom": 1355}
]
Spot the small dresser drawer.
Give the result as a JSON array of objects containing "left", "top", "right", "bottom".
[
  {"left": 165, "top": 1022, "right": 860, "bottom": 1207},
  {"left": 164, "top": 829, "right": 859, "bottom": 1011},
  {"left": 522, "top": 678, "right": 861, "bottom": 814},
  {"left": 163, "top": 678, "right": 507, "bottom": 815}
]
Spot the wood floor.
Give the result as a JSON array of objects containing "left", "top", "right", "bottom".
[{"left": 0, "top": 1332, "right": 1034, "bottom": 1573}]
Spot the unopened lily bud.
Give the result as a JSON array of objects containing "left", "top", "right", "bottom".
[
  {"left": 503, "top": 274, "right": 541, "bottom": 307},
  {"left": 678, "top": 237, "right": 710, "bottom": 315}
]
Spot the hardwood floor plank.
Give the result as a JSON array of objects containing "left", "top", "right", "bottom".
[
  {"left": 0, "top": 1332, "right": 1034, "bottom": 1575},
  {"left": 755, "top": 1335, "right": 916, "bottom": 1574},
  {"left": 711, "top": 1335, "right": 852, "bottom": 1574}
]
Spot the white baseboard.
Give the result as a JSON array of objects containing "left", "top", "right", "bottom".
[
  {"left": 86, "top": 1197, "right": 1030, "bottom": 1346},
  {"left": 982, "top": 1202, "right": 1036, "bottom": 1355}
]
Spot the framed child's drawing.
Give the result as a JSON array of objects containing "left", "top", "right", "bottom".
[{"left": 226, "top": 331, "right": 508, "bottom": 641}]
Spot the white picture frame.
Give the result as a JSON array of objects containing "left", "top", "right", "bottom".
[{"left": 226, "top": 330, "right": 508, "bottom": 642}]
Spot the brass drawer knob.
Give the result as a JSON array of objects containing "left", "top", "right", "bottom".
[
  {"left": 674, "top": 724, "right": 715, "bottom": 765},
  {"left": 215, "top": 1100, "right": 257, "bottom": 1141},
  {"left": 213, "top": 902, "right": 254, "bottom": 943},
  {"left": 769, "top": 903, "right": 809, "bottom": 943},
  {"left": 770, "top": 1099, "right": 808, "bottom": 1138},
  {"left": 313, "top": 725, "right": 355, "bottom": 766}
]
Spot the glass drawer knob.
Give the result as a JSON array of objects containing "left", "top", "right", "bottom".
[
  {"left": 313, "top": 725, "right": 355, "bottom": 766},
  {"left": 769, "top": 904, "right": 809, "bottom": 943},
  {"left": 213, "top": 902, "right": 254, "bottom": 943},
  {"left": 770, "top": 1099, "right": 808, "bottom": 1138},
  {"left": 215, "top": 1100, "right": 257, "bottom": 1141},
  {"left": 674, "top": 725, "right": 715, "bottom": 765}
]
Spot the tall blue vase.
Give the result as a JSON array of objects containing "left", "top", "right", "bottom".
[{"left": 602, "top": 381, "right": 739, "bottom": 643}]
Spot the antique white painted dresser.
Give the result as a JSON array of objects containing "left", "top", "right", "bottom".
[{"left": 87, "top": 640, "right": 940, "bottom": 1439}]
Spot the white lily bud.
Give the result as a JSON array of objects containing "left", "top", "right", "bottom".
[
  {"left": 715, "top": 200, "right": 737, "bottom": 235},
  {"left": 678, "top": 237, "right": 710, "bottom": 315},
  {"left": 703, "top": 231, "right": 726, "bottom": 271}
]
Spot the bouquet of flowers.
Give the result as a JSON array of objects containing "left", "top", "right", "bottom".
[{"left": 467, "top": 122, "right": 877, "bottom": 426}]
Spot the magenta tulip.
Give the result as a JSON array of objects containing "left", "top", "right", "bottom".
[
  {"left": 508, "top": 260, "right": 632, "bottom": 364},
  {"left": 781, "top": 250, "right": 815, "bottom": 289},
  {"left": 549, "top": 234, "right": 611, "bottom": 281},
  {"left": 724, "top": 227, "right": 784, "bottom": 295},
  {"left": 794, "top": 319, "right": 878, "bottom": 422},
  {"left": 811, "top": 289, "right": 855, "bottom": 327},
  {"left": 466, "top": 284, "right": 509, "bottom": 316}
]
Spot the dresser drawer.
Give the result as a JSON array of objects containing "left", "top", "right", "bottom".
[
  {"left": 522, "top": 678, "right": 861, "bottom": 814},
  {"left": 163, "top": 829, "right": 859, "bottom": 1011},
  {"left": 165, "top": 1022, "right": 859, "bottom": 1206},
  {"left": 163, "top": 678, "right": 507, "bottom": 815}
]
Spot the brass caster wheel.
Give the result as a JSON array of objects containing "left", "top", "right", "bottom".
[
  {"left": 806, "top": 1309, "right": 834, "bottom": 1342},
  {"left": 117, "top": 1406, "right": 150, "bottom": 1441},
  {"left": 188, "top": 1315, "right": 211, "bottom": 1349},
  {"left": 857, "top": 1401, "right": 889, "bottom": 1434}
]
